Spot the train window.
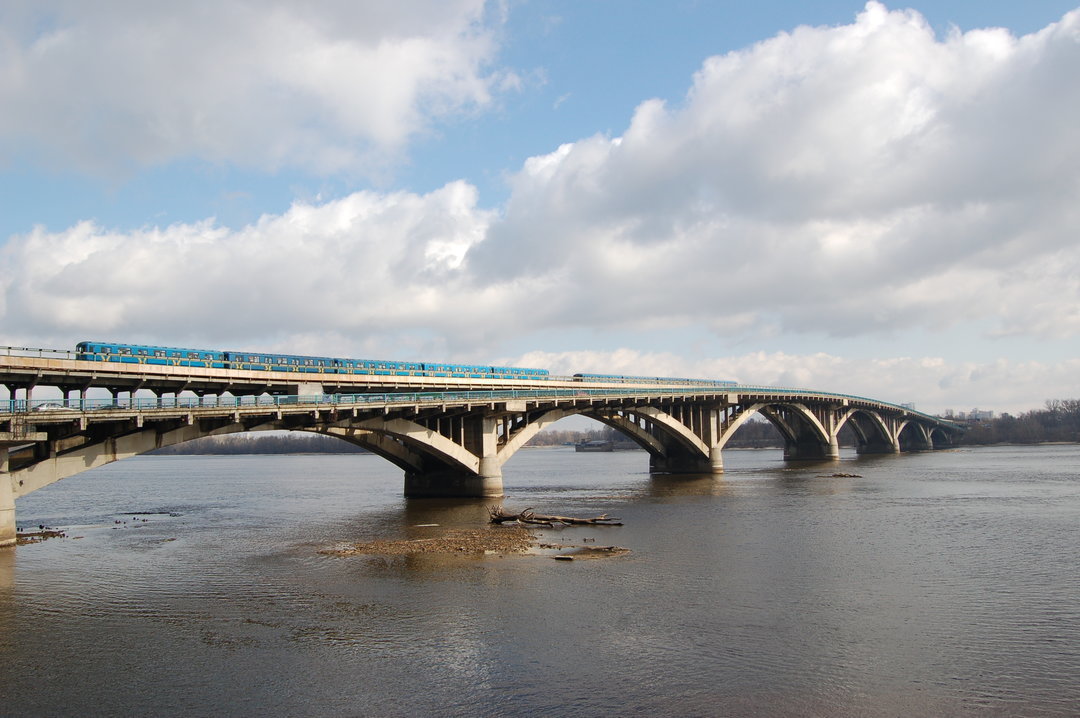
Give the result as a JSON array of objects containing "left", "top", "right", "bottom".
[
  {"left": 187, "top": 352, "right": 198, "bottom": 359},
  {"left": 154, "top": 351, "right": 164, "bottom": 357},
  {"left": 120, "top": 347, "right": 131, "bottom": 355}
]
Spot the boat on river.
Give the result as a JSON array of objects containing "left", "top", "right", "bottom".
[{"left": 575, "top": 440, "right": 614, "bottom": 452}]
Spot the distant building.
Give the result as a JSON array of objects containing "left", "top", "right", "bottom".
[
  {"left": 900, "top": 402, "right": 916, "bottom": 410},
  {"left": 964, "top": 408, "right": 994, "bottom": 421}
]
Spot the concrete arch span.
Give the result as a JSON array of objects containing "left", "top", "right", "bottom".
[
  {"left": 585, "top": 405, "right": 719, "bottom": 474},
  {"left": 838, "top": 409, "right": 900, "bottom": 455},
  {"left": 7, "top": 417, "right": 282, "bottom": 499},
  {"left": 758, "top": 403, "right": 839, "bottom": 461},
  {"left": 898, "top": 420, "right": 934, "bottom": 451}
]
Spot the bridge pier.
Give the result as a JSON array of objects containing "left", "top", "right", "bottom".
[
  {"left": 403, "top": 470, "right": 504, "bottom": 498},
  {"left": 710, "top": 446, "right": 724, "bottom": 473},
  {"left": 648, "top": 447, "right": 724, "bottom": 475},
  {"left": 856, "top": 437, "right": 901, "bottom": 455},
  {"left": 1, "top": 449, "right": 14, "bottom": 548},
  {"left": 783, "top": 436, "right": 840, "bottom": 462}
]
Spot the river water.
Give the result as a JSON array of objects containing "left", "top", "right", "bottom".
[{"left": 2, "top": 444, "right": 1078, "bottom": 717}]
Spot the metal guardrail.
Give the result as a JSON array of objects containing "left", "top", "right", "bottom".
[
  {"left": 0, "top": 385, "right": 961, "bottom": 428},
  {"left": 2, "top": 387, "right": 715, "bottom": 414},
  {"left": 0, "top": 346, "right": 75, "bottom": 359}
]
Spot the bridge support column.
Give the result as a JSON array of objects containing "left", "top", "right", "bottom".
[
  {"left": 403, "top": 470, "right": 503, "bottom": 498},
  {"left": 403, "top": 416, "right": 504, "bottom": 498},
  {"left": 709, "top": 446, "right": 724, "bottom": 473},
  {"left": 783, "top": 439, "right": 839, "bottom": 462},
  {"left": 857, "top": 437, "right": 901, "bottom": 455},
  {"left": 649, "top": 450, "right": 716, "bottom": 475},
  {"left": 1, "top": 449, "right": 14, "bottom": 548}
]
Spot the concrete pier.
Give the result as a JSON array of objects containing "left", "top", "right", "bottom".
[
  {"left": 1, "top": 449, "right": 14, "bottom": 548},
  {"left": 403, "top": 472, "right": 504, "bottom": 498}
]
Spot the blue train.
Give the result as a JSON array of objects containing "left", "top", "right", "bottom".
[
  {"left": 74, "top": 341, "right": 550, "bottom": 380},
  {"left": 73, "top": 342, "right": 736, "bottom": 387}
]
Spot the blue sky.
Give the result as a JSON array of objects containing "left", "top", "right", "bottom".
[{"left": 1, "top": 1, "right": 1078, "bottom": 414}]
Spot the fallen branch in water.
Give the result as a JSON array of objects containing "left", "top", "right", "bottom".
[{"left": 489, "top": 506, "right": 623, "bottom": 527}]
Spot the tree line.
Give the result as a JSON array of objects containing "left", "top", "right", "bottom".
[
  {"left": 151, "top": 433, "right": 368, "bottom": 455},
  {"left": 956, "top": 399, "right": 1080, "bottom": 445}
]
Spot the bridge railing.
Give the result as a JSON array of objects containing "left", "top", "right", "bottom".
[
  {"left": 0, "top": 346, "right": 76, "bottom": 359},
  {"left": 0, "top": 384, "right": 961, "bottom": 429},
  {"left": 3, "top": 386, "right": 726, "bottom": 414}
]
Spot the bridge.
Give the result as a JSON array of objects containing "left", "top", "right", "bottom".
[{"left": 0, "top": 347, "right": 962, "bottom": 547}]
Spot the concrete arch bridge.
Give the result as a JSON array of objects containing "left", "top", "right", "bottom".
[{"left": 2, "top": 383, "right": 961, "bottom": 547}]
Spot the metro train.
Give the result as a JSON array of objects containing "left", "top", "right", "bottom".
[
  {"left": 73, "top": 341, "right": 736, "bottom": 387},
  {"left": 74, "top": 341, "right": 549, "bottom": 380}
]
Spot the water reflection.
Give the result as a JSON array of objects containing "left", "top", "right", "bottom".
[
  {"left": 2, "top": 447, "right": 1080, "bottom": 717},
  {"left": 0, "top": 546, "right": 12, "bottom": 593},
  {"left": 646, "top": 473, "right": 731, "bottom": 497},
  {"left": 400, "top": 497, "right": 500, "bottom": 529}
]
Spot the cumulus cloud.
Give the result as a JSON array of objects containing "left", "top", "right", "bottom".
[
  {"left": 513, "top": 348, "right": 1080, "bottom": 415},
  {"left": 468, "top": 2, "right": 1080, "bottom": 340},
  {"left": 0, "top": 182, "right": 494, "bottom": 355},
  {"left": 0, "top": 0, "right": 507, "bottom": 175},
  {"left": 1, "top": 3, "right": 1078, "bottom": 413}
]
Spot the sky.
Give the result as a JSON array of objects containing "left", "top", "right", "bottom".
[{"left": 1, "top": 0, "right": 1078, "bottom": 416}]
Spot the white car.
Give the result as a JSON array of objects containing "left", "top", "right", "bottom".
[{"left": 33, "top": 402, "right": 76, "bottom": 411}]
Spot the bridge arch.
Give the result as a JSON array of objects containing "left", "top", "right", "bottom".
[
  {"left": 758, "top": 403, "right": 838, "bottom": 461},
  {"left": 898, "top": 420, "right": 934, "bottom": 452},
  {"left": 585, "top": 405, "right": 718, "bottom": 474},
  {"left": 839, "top": 408, "right": 900, "bottom": 454}
]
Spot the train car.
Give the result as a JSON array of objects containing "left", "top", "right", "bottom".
[
  {"left": 221, "top": 351, "right": 335, "bottom": 372},
  {"left": 76, "top": 341, "right": 225, "bottom": 368},
  {"left": 333, "top": 358, "right": 425, "bottom": 376}
]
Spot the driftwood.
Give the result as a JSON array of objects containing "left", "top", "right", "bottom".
[{"left": 489, "top": 506, "right": 623, "bottom": 527}]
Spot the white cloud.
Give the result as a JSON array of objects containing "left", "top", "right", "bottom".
[
  {"left": 0, "top": 182, "right": 494, "bottom": 355},
  {"left": 1, "top": 3, "right": 1078, "bottom": 415},
  {"left": 0, "top": 0, "right": 507, "bottom": 175},
  {"left": 468, "top": 2, "right": 1080, "bottom": 341},
  {"left": 513, "top": 348, "right": 1080, "bottom": 415}
]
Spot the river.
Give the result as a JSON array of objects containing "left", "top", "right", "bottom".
[{"left": 1, "top": 444, "right": 1078, "bottom": 717}]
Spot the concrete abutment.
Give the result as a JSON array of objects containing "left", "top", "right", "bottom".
[{"left": 1, "top": 449, "right": 14, "bottom": 548}]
